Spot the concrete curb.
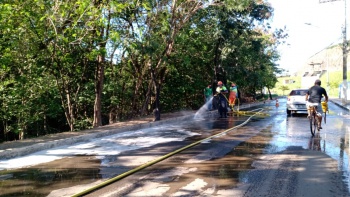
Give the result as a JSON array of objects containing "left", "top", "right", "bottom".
[
  {"left": 0, "top": 115, "right": 194, "bottom": 160},
  {"left": 329, "top": 100, "right": 350, "bottom": 111}
]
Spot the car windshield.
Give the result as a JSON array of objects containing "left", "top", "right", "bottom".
[{"left": 289, "top": 90, "right": 307, "bottom": 96}]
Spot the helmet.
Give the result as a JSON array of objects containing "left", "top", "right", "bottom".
[
  {"left": 315, "top": 79, "right": 321, "bottom": 85},
  {"left": 217, "top": 81, "right": 223, "bottom": 85}
]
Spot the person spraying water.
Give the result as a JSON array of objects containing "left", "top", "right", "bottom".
[{"left": 203, "top": 84, "right": 213, "bottom": 111}]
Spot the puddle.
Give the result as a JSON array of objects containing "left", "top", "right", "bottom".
[
  {"left": 0, "top": 156, "right": 102, "bottom": 197},
  {"left": 206, "top": 133, "right": 273, "bottom": 187}
]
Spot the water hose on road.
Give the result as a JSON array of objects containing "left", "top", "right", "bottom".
[{"left": 71, "top": 108, "right": 265, "bottom": 197}]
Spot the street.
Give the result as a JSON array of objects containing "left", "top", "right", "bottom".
[{"left": 1, "top": 98, "right": 350, "bottom": 197}]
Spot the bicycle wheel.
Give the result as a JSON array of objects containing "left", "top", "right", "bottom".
[{"left": 310, "top": 114, "right": 317, "bottom": 136}]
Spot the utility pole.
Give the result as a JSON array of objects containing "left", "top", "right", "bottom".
[
  {"left": 343, "top": 12, "right": 348, "bottom": 104},
  {"left": 320, "top": 0, "right": 348, "bottom": 104}
]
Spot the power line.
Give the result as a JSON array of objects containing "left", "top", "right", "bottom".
[
  {"left": 319, "top": 0, "right": 343, "bottom": 3},
  {"left": 309, "top": 37, "right": 343, "bottom": 58}
]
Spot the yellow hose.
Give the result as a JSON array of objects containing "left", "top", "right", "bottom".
[{"left": 71, "top": 108, "right": 264, "bottom": 197}]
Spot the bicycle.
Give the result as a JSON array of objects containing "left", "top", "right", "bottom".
[
  {"left": 308, "top": 101, "right": 328, "bottom": 136},
  {"left": 308, "top": 105, "right": 320, "bottom": 136}
]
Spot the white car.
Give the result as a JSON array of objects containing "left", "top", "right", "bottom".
[{"left": 286, "top": 89, "right": 308, "bottom": 115}]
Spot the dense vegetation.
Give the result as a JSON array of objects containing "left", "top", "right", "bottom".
[{"left": 0, "top": 0, "right": 286, "bottom": 142}]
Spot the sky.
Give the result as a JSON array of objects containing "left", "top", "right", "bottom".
[{"left": 267, "top": 0, "right": 348, "bottom": 74}]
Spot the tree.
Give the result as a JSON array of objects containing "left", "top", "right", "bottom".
[
  {"left": 0, "top": 0, "right": 289, "bottom": 142},
  {"left": 279, "top": 85, "right": 289, "bottom": 96}
]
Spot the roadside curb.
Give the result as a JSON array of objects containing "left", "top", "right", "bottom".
[
  {"left": 329, "top": 100, "right": 350, "bottom": 111},
  {"left": 0, "top": 115, "right": 194, "bottom": 160}
]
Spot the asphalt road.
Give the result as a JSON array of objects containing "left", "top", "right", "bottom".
[
  {"left": 1, "top": 99, "right": 350, "bottom": 197},
  {"left": 79, "top": 99, "right": 350, "bottom": 197}
]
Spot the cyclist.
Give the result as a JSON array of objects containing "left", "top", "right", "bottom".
[{"left": 305, "top": 79, "right": 328, "bottom": 129}]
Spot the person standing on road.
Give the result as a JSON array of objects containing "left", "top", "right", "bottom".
[
  {"left": 305, "top": 79, "right": 328, "bottom": 129},
  {"left": 229, "top": 83, "right": 238, "bottom": 109},
  {"left": 215, "top": 81, "right": 228, "bottom": 118},
  {"left": 204, "top": 84, "right": 213, "bottom": 110}
]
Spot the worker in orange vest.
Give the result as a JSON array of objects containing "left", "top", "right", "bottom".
[{"left": 229, "top": 83, "right": 238, "bottom": 109}]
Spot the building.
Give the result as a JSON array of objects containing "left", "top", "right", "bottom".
[{"left": 299, "top": 44, "right": 349, "bottom": 97}]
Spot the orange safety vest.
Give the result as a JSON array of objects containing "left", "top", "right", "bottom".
[{"left": 229, "top": 86, "right": 237, "bottom": 105}]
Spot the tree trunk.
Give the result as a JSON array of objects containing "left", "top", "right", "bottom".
[
  {"left": 153, "top": 83, "right": 161, "bottom": 121},
  {"left": 93, "top": 54, "right": 104, "bottom": 127},
  {"left": 92, "top": 0, "right": 110, "bottom": 127},
  {"left": 108, "top": 107, "right": 118, "bottom": 124},
  {"left": 268, "top": 88, "right": 272, "bottom": 100},
  {"left": 57, "top": 86, "right": 74, "bottom": 132},
  {"left": 150, "top": 66, "right": 161, "bottom": 121},
  {"left": 140, "top": 80, "right": 153, "bottom": 116}
]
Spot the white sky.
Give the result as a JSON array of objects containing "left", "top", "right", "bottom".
[{"left": 267, "top": 0, "right": 348, "bottom": 74}]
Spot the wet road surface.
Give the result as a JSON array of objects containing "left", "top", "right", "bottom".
[{"left": 1, "top": 98, "right": 350, "bottom": 196}]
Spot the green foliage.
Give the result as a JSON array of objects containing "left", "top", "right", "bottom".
[
  {"left": 0, "top": 0, "right": 286, "bottom": 142},
  {"left": 272, "top": 72, "right": 349, "bottom": 97},
  {"left": 272, "top": 76, "right": 300, "bottom": 96},
  {"left": 319, "top": 71, "right": 350, "bottom": 98},
  {"left": 278, "top": 85, "right": 290, "bottom": 95}
]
